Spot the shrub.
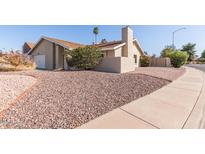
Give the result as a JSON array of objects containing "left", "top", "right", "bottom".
[
  {"left": 140, "top": 55, "right": 150, "bottom": 67},
  {"left": 20, "top": 56, "right": 35, "bottom": 67},
  {"left": 7, "top": 54, "right": 21, "bottom": 66},
  {"left": 0, "top": 53, "right": 36, "bottom": 71},
  {"left": 66, "top": 46, "right": 102, "bottom": 70},
  {"left": 169, "top": 51, "right": 188, "bottom": 68}
]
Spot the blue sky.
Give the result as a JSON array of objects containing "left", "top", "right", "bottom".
[{"left": 0, "top": 25, "right": 204, "bottom": 56}]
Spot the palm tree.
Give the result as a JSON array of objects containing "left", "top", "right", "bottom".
[{"left": 93, "top": 26, "right": 99, "bottom": 44}]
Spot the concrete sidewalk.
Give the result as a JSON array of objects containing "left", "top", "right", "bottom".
[{"left": 78, "top": 67, "right": 205, "bottom": 129}]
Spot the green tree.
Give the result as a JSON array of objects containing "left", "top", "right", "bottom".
[
  {"left": 160, "top": 45, "right": 174, "bottom": 57},
  {"left": 66, "top": 46, "right": 102, "bottom": 70},
  {"left": 170, "top": 51, "right": 188, "bottom": 68},
  {"left": 181, "top": 43, "right": 196, "bottom": 61},
  {"left": 93, "top": 26, "right": 99, "bottom": 44},
  {"left": 201, "top": 49, "right": 205, "bottom": 58}
]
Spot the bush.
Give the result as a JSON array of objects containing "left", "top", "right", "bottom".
[
  {"left": 7, "top": 54, "right": 21, "bottom": 66},
  {"left": 66, "top": 46, "right": 102, "bottom": 70},
  {"left": 169, "top": 51, "right": 188, "bottom": 68},
  {"left": 0, "top": 53, "right": 36, "bottom": 71},
  {"left": 140, "top": 55, "right": 150, "bottom": 67}
]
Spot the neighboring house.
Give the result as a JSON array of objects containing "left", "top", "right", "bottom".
[
  {"left": 27, "top": 26, "right": 144, "bottom": 73},
  {"left": 22, "top": 42, "right": 35, "bottom": 54}
]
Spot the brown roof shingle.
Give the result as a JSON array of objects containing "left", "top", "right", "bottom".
[
  {"left": 28, "top": 36, "right": 144, "bottom": 55},
  {"left": 43, "top": 36, "right": 85, "bottom": 49},
  {"left": 90, "top": 40, "right": 123, "bottom": 49}
]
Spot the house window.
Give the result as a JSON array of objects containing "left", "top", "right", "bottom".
[{"left": 134, "top": 55, "right": 137, "bottom": 64}]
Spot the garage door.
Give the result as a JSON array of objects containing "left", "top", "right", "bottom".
[{"left": 34, "top": 55, "right": 45, "bottom": 69}]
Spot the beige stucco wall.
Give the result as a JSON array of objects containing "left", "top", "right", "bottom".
[
  {"left": 102, "top": 50, "right": 115, "bottom": 57},
  {"left": 121, "top": 26, "right": 143, "bottom": 68},
  {"left": 111, "top": 42, "right": 142, "bottom": 68},
  {"left": 122, "top": 26, "right": 133, "bottom": 58},
  {"left": 95, "top": 57, "right": 135, "bottom": 73},
  {"left": 98, "top": 42, "right": 142, "bottom": 73},
  {"left": 132, "top": 43, "right": 142, "bottom": 67},
  {"left": 31, "top": 39, "right": 53, "bottom": 69},
  {"left": 114, "top": 47, "right": 122, "bottom": 57},
  {"left": 120, "top": 57, "right": 135, "bottom": 73},
  {"left": 103, "top": 48, "right": 122, "bottom": 58},
  {"left": 95, "top": 57, "right": 121, "bottom": 73}
]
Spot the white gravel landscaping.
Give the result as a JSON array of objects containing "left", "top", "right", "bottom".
[{"left": 0, "top": 75, "right": 36, "bottom": 111}]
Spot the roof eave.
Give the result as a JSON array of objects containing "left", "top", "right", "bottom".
[
  {"left": 42, "top": 36, "right": 72, "bottom": 50},
  {"left": 27, "top": 36, "right": 72, "bottom": 55},
  {"left": 133, "top": 39, "right": 144, "bottom": 55},
  {"left": 101, "top": 42, "right": 126, "bottom": 51}
]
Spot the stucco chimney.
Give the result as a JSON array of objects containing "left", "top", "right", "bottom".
[{"left": 122, "top": 26, "right": 133, "bottom": 57}]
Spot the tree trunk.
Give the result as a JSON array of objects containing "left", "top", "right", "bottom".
[{"left": 95, "top": 34, "right": 97, "bottom": 44}]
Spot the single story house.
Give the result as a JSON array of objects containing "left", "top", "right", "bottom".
[{"left": 27, "top": 26, "right": 144, "bottom": 73}]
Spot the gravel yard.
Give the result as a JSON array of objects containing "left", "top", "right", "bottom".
[
  {"left": 132, "top": 67, "right": 185, "bottom": 81},
  {"left": 0, "top": 75, "right": 36, "bottom": 111},
  {"left": 0, "top": 68, "right": 184, "bottom": 129}
]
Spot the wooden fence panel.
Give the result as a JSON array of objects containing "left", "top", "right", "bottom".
[{"left": 150, "top": 57, "right": 171, "bottom": 67}]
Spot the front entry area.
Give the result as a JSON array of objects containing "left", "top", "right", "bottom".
[{"left": 54, "top": 45, "right": 65, "bottom": 70}]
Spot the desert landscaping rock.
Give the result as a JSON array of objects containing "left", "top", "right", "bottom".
[
  {"left": 0, "top": 68, "right": 184, "bottom": 129},
  {"left": 0, "top": 75, "right": 36, "bottom": 111},
  {"left": 132, "top": 67, "right": 185, "bottom": 81}
]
